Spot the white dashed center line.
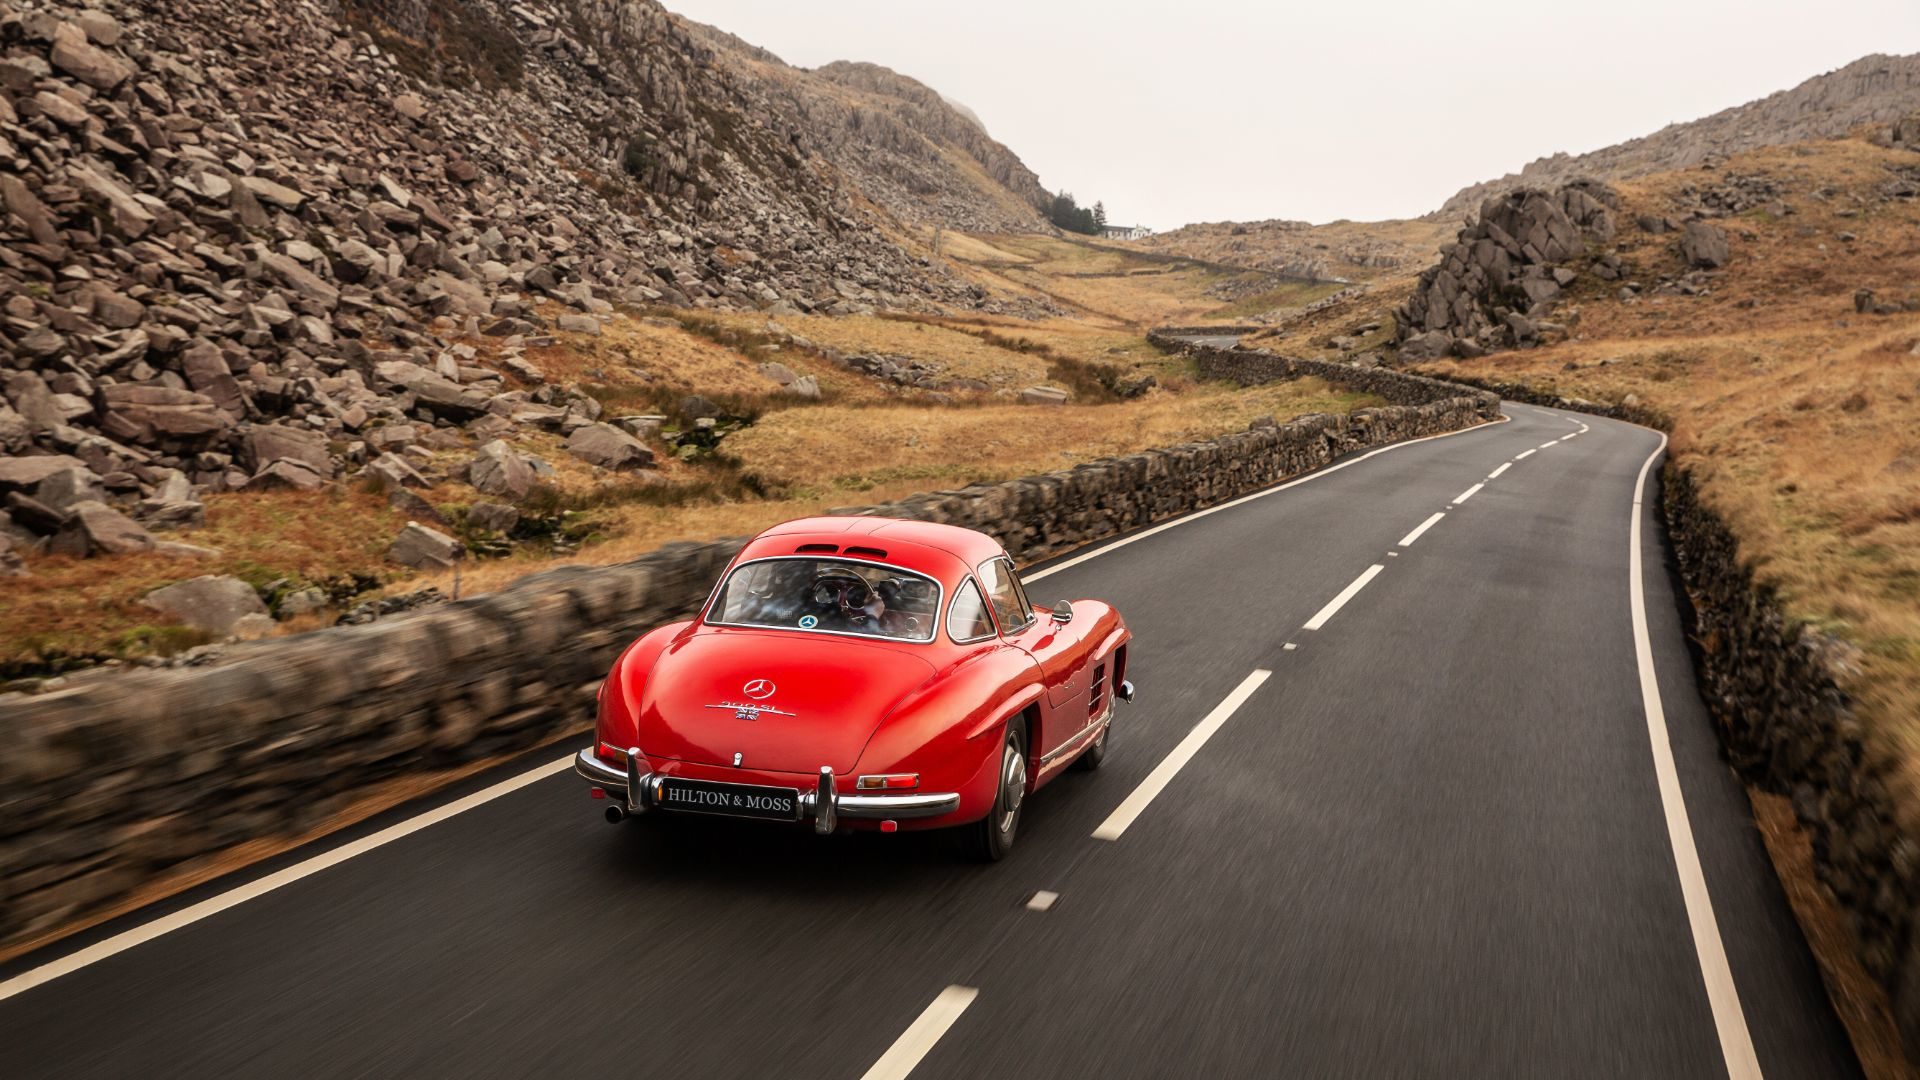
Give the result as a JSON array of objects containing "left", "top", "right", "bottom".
[
  {"left": 1515, "top": 449, "right": 1537, "bottom": 460},
  {"left": 1539, "top": 440, "right": 1560, "bottom": 449},
  {"left": 1452, "top": 483, "right": 1484, "bottom": 505},
  {"left": 1092, "top": 669, "right": 1271, "bottom": 841},
  {"left": 1398, "top": 512, "right": 1446, "bottom": 547},
  {"left": 1304, "top": 565, "right": 1385, "bottom": 630},
  {"left": 1026, "top": 891, "right": 1060, "bottom": 912},
  {"left": 1487, "top": 462, "right": 1512, "bottom": 479},
  {"left": 861, "top": 985, "right": 979, "bottom": 1080}
]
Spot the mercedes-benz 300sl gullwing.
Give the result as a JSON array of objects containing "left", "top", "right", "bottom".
[{"left": 575, "top": 517, "right": 1134, "bottom": 859}]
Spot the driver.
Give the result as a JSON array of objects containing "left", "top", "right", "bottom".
[{"left": 811, "top": 566, "right": 886, "bottom": 630}]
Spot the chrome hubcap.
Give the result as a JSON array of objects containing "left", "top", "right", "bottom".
[{"left": 998, "top": 745, "right": 1025, "bottom": 834}]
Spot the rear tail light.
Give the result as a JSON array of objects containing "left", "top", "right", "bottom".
[
  {"left": 856, "top": 774, "right": 920, "bottom": 790},
  {"left": 596, "top": 743, "right": 629, "bottom": 765}
]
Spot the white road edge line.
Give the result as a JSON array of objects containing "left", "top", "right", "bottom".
[
  {"left": 1092, "top": 670, "right": 1271, "bottom": 842},
  {"left": 860, "top": 985, "right": 978, "bottom": 1080},
  {"left": 0, "top": 756, "right": 574, "bottom": 1003},
  {"left": 1304, "top": 565, "right": 1385, "bottom": 631},
  {"left": 1397, "top": 512, "right": 1445, "bottom": 548},
  {"left": 1515, "top": 449, "right": 1537, "bottom": 460},
  {"left": 1452, "top": 483, "right": 1484, "bottom": 505},
  {"left": 1487, "top": 462, "right": 1511, "bottom": 479},
  {"left": 1628, "top": 434, "right": 1762, "bottom": 1079},
  {"left": 1024, "top": 415, "right": 1509, "bottom": 583}
]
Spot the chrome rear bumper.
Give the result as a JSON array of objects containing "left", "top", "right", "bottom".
[{"left": 575, "top": 749, "right": 960, "bottom": 833}]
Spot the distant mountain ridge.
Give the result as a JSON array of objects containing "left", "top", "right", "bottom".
[
  {"left": 674, "top": 21, "right": 1050, "bottom": 232},
  {"left": 1434, "top": 52, "right": 1920, "bottom": 220}
]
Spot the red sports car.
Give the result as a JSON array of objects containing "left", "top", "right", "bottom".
[{"left": 575, "top": 516, "right": 1134, "bottom": 858}]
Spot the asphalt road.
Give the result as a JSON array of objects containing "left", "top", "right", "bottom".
[{"left": 0, "top": 404, "right": 1860, "bottom": 1079}]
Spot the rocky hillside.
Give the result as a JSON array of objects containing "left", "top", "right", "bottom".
[
  {"left": 1434, "top": 52, "right": 1920, "bottom": 221},
  {"left": 0, "top": 0, "right": 1084, "bottom": 568},
  {"left": 676, "top": 16, "right": 1051, "bottom": 233}
]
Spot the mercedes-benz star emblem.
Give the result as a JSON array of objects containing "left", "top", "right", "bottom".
[{"left": 743, "top": 679, "right": 776, "bottom": 700}]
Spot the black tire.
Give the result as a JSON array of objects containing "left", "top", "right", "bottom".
[
  {"left": 1073, "top": 715, "right": 1110, "bottom": 772},
  {"left": 960, "top": 723, "right": 1027, "bottom": 861}
]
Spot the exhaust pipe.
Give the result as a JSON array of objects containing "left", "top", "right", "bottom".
[
  {"left": 1118, "top": 680, "right": 1136, "bottom": 704},
  {"left": 604, "top": 804, "right": 628, "bottom": 824}
]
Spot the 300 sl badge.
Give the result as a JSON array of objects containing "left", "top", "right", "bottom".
[{"left": 704, "top": 701, "right": 797, "bottom": 721}]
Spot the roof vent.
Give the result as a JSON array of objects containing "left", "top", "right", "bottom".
[
  {"left": 796, "top": 543, "right": 839, "bottom": 554},
  {"left": 845, "top": 546, "right": 888, "bottom": 559}
]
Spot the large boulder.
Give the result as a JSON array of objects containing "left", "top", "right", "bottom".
[
  {"left": 564, "top": 423, "right": 655, "bottom": 471},
  {"left": 50, "top": 25, "right": 133, "bottom": 89},
  {"left": 143, "top": 575, "right": 270, "bottom": 636},
  {"left": 469, "top": 440, "right": 536, "bottom": 500},
  {"left": 241, "top": 424, "right": 334, "bottom": 477},
  {"left": 374, "top": 361, "right": 491, "bottom": 421},
  {"left": 389, "top": 522, "right": 464, "bottom": 568},
  {"left": 33, "top": 466, "right": 105, "bottom": 514},
  {"left": 50, "top": 500, "right": 155, "bottom": 556},
  {"left": 1680, "top": 220, "right": 1730, "bottom": 269},
  {"left": 0, "top": 454, "right": 88, "bottom": 491},
  {"left": 98, "top": 385, "right": 229, "bottom": 444}
]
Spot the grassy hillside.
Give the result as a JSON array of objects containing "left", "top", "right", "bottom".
[{"left": 1416, "top": 136, "right": 1920, "bottom": 808}]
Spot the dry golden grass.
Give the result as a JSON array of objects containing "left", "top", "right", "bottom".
[
  {"left": 420, "top": 376, "right": 1383, "bottom": 599},
  {"left": 730, "top": 377, "right": 1377, "bottom": 492},
  {"left": 1417, "top": 136, "right": 1920, "bottom": 812},
  {"left": 0, "top": 485, "right": 406, "bottom": 666},
  {"left": 940, "top": 232, "right": 1233, "bottom": 326},
  {"left": 697, "top": 311, "right": 1053, "bottom": 389}
]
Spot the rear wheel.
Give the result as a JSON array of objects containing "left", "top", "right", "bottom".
[{"left": 960, "top": 723, "right": 1027, "bottom": 861}]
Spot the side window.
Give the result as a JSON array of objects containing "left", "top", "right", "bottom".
[
  {"left": 947, "top": 579, "right": 997, "bottom": 643},
  {"left": 977, "top": 558, "right": 1032, "bottom": 634}
]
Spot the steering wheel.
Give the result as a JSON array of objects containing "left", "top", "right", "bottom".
[{"left": 810, "top": 572, "right": 876, "bottom": 623}]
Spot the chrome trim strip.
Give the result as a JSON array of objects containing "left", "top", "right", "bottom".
[
  {"left": 1038, "top": 699, "right": 1114, "bottom": 768},
  {"left": 579, "top": 748, "right": 960, "bottom": 824},
  {"left": 575, "top": 747, "right": 628, "bottom": 787},
  {"left": 701, "top": 555, "right": 945, "bottom": 645}
]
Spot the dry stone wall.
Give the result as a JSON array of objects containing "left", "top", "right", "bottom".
[{"left": 0, "top": 354, "right": 1493, "bottom": 946}]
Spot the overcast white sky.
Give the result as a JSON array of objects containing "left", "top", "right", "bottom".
[{"left": 663, "top": 1, "right": 1920, "bottom": 229}]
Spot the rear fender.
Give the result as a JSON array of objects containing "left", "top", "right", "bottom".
[{"left": 594, "top": 620, "right": 691, "bottom": 750}]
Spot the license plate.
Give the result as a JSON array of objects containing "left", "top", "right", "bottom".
[{"left": 655, "top": 777, "right": 801, "bottom": 821}]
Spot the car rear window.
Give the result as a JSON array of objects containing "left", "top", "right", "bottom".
[{"left": 709, "top": 558, "right": 941, "bottom": 642}]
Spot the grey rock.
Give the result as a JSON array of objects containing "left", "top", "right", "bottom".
[
  {"left": 1018, "top": 386, "right": 1069, "bottom": 406},
  {"left": 33, "top": 466, "right": 105, "bottom": 514},
  {"left": 0, "top": 454, "right": 89, "bottom": 491},
  {"left": 363, "top": 453, "right": 430, "bottom": 489},
  {"left": 278, "top": 587, "right": 330, "bottom": 619},
  {"left": 565, "top": 423, "right": 656, "bottom": 471},
  {"left": 466, "top": 502, "right": 520, "bottom": 533},
  {"left": 143, "top": 575, "right": 270, "bottom": 636},
  {"left": 469, "top": 440, "right": 536, "bottom": 501},
  {"left": 389, "top": 522, "right": 464, "bottom": 568},
  {"left": 51, "top": 500, "right": 155, "bottom": 556},
  {"left": 242, "top": 424, "right": 334, "bottom": 477},
  {"left": 1680, "top": 220, "right": 1730, "bottom": 268}
]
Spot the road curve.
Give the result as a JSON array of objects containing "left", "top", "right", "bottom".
[{"left": 0, "top": 404, "right": 1859, "bottom": 1079}]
